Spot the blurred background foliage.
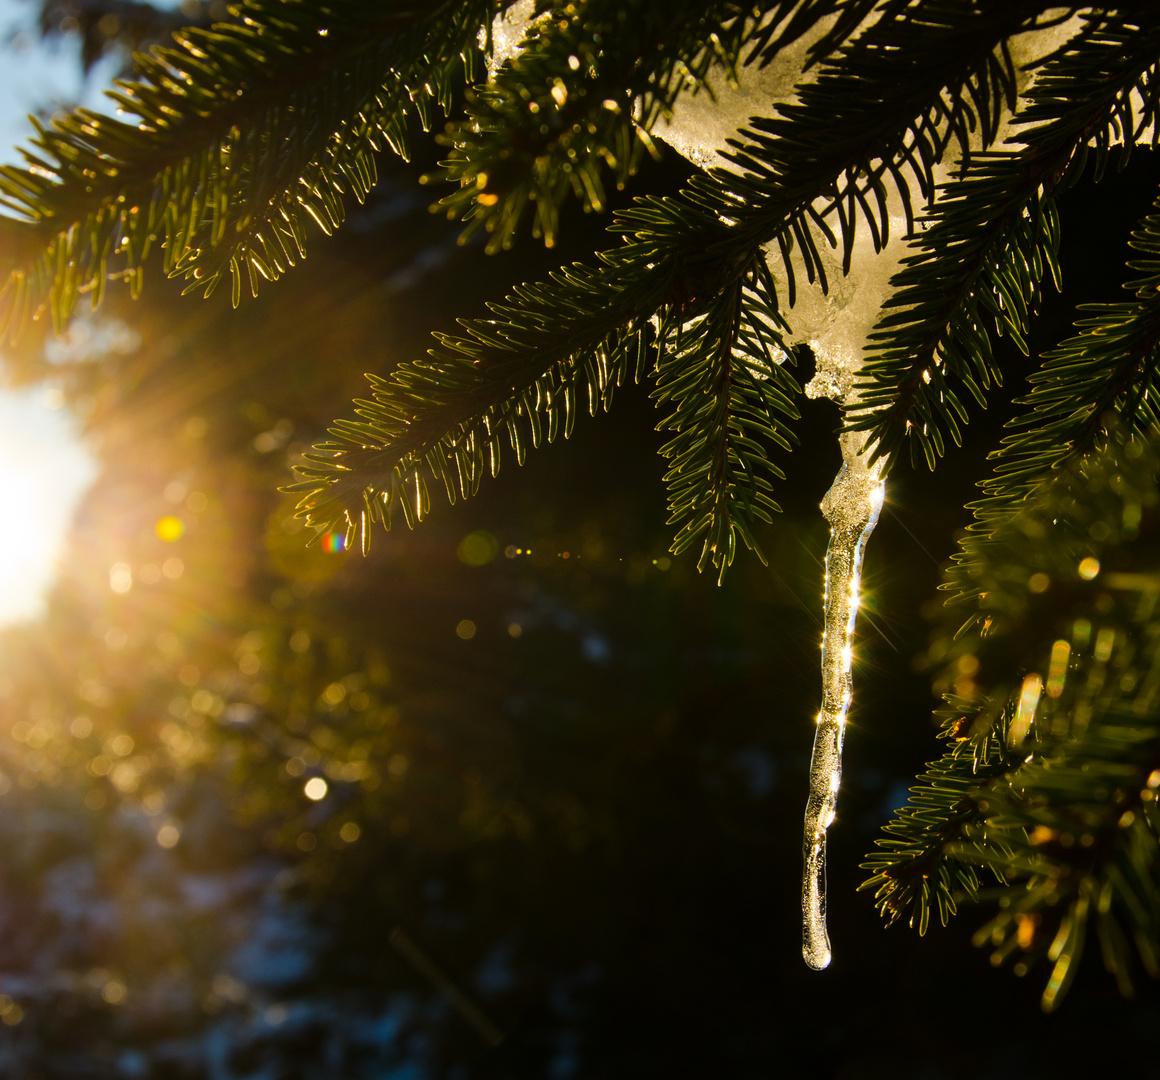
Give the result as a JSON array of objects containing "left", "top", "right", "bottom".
[{"left": 0, "top": 2, "right": 1158, "bottom": 1077}]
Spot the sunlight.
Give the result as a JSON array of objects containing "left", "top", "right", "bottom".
[{"left": 0, "top": 388, "right": 98, "bottom": 626}]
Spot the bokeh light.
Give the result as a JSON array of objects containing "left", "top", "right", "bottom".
[
  {"left": 304, "top": 777, "right": 328, "bottom": 801},
  {"left": 156, "top": 515, "right": 184, "bottom": 541},
  {"left": 457, "top": 529, "right": 497, "bottom": 566},
  {"left": 1078, "top": 556, "right": 1100, "bottom": 580}
]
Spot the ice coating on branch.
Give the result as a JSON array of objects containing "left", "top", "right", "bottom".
[
  {"left": 659, "top": 9, "right": 1086, "bottom": 372},
  {"left": 658, "top": 16, "right": 835, "bottom": 171},
  {"left": 482, "top": 0, "right": 540, "bottom": 78}
]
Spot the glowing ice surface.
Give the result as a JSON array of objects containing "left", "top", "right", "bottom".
[
  {"left": 803, "top": 431, "right": 884, "bottom": 969},
  {"left": 482, "top": 0, "right": 540, "bottom": 77}
]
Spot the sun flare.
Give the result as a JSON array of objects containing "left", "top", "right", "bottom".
[{"left": 0, "top": 389, "right": 97, "bottom": 626}]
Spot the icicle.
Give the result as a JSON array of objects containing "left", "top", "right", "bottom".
[{"left": 802, "top": 426, "right": 884, "bottom": 969}]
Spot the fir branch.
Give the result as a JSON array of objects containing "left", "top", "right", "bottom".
[
  {"left": 868, "top": 435, "right": 1160, "bottom": 1009},
  {"left": 38, "top": 0, "right": 218, "bottom": 75},
  {"left": 970, "top": 198, "right": 1160, "bottom": 528},
  {"left": 653, "top": 257, "right": 800, "bottom": 580},
  {"left": 848, "top": 15, "right": 1160, "bottom": 471},
  {"left": 942, "top": 214, "right": 1160, "bottom": 630},
  {"left": 429, "top": 0, "right": 837, "bottom": 253},
  {"left": 858, "top": 721, "right": 1018, "bottom": 935},
  {"left": 431, "top": 0, "right": 747, "bottom": 251},
  {"left": 869, "top": 690, "right": 1160, "bottom": 1010},
  {"left": 941, "top": 430, "right": 1160, "bottom": 733},
  {"left": 285, "top": 236, "right": 675, "bottom": 548},
  {"left": 746, "top": 0, "right": 882, "bottom": 70},
  {"left": 295, "top": 1, "right": 1065, "bottom": 557},
  {"left": 0, "top": 0, "right": 493, "bottom": 334},
  {"left": 958, "top": 708, "right": 1160, "bottom": 1011},
  {"left": 708, "top": 0, "right": 1052, "bottom": 265}
]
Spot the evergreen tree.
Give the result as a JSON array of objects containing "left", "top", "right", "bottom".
[{"left": 2, "top": 0, "right": 1159, "bottom": 1024}]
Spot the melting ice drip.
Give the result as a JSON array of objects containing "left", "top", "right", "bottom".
[{"left": 801, "top": 396, "right": 885, "bottom": 970}]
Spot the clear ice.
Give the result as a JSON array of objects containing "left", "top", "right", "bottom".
[
  {"left": 482, "top": 0, "right": 540, "bottom": 77},
  {"left": 802, "top": 426, "right": 884, "bottom": 969}
]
